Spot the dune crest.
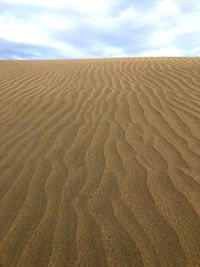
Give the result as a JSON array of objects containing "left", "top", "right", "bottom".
[{"left": 0, "top": 57, "right": 200, "bottom": 266}]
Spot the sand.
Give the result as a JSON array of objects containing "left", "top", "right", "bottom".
[{"left": 0, "top": 57, "right": 200, "bottom": 266}]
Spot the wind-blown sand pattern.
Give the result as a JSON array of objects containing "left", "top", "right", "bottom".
[{"left": 0, "top": 57, "right": 200, "bottom": 267}]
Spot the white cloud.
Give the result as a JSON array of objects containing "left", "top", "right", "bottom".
[
  {"left": 0, "top": 0, "right": 200, "bottom": 58},
  {"left": 0, "top": 13, "right": 85, "bottom": 58},
  {"left": 52, "top": 41, "right": 86, "bottom": 58},
  {"left": 149, "top": 1, "right": 200, "bottom": 50},
  {"left": 102, "top": 46, "right": 124, "bottom": 57},
  {"left": 140, "top": 47, "right": 183, "bottom": 57},
  {"left": 85, "top": 7, "right": 137, "bottom": 34},
  {"left": 10, "top": 55, "right": 26, "bottom": 59},
  {"left": 1, "top": 0, "right": 108, "bottom": 12},
  {"left": 0, "top": 14, "right": 47, "bottom": 45},
  {"left": 152, "top": 29, "right": 176, "bottom": 45},
  {"left": 117, "top": 8, "right": 137, "bottom": 20},
  {"left": 39, "top": 14, "right": 74, "bottom": 30},
  {"left": 175, "top": 13, "right": 200, "bottom": 35},
  {"left": 136, "top": 0, "right": 180, "bottom": 27},
  {"left": 156, "top": 0, "right": 180, "bottom": 16}
]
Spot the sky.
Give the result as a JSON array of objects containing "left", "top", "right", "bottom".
[{"left": 0, "top": 0, "right": 200, "bottom": 59}]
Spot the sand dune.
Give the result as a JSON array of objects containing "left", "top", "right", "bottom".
[{"left": 0, "top": 57, "right": 200, "bottom": 266}]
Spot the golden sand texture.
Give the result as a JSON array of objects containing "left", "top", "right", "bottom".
[{"left": 0, "top": 57, "right": 200, "bottom": 267}]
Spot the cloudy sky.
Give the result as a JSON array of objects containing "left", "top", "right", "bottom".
[{"left": 0, "top": 0, "right": 200, "bottom": 59}]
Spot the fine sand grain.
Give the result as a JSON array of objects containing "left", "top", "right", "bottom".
[{"left": 0, "top": 57, "right": 200, "bottom": 266}]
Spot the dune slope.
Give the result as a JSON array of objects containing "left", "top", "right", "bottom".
[{"left": 0, "top": 57, "right": 200, "bottom": 266}]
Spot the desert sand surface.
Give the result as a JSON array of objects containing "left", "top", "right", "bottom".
[{"left": 0, "top": 57, "right": 200, "bottom": 267}]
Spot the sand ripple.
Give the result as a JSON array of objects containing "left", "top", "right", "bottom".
[{"left": 0, "top": 57, "right": 200, "bottom": 266}]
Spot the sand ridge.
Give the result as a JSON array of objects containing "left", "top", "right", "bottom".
[{"left": 0, "top": 57, "right": 200, "bottom": 266}]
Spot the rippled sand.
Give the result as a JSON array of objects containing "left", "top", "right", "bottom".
[{"left": 0, "top": 57, "right": 200, "bottom": 266}]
